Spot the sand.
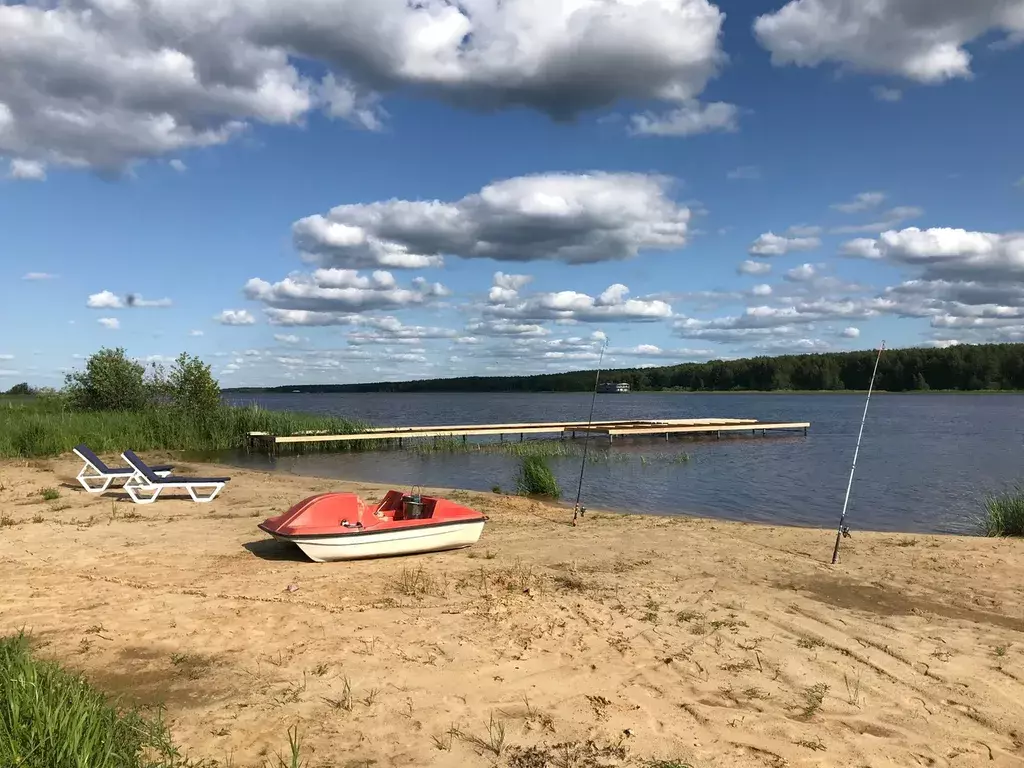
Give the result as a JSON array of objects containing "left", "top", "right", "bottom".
[{"left": 2, "top": 455, "right": 1024, "bottom": 768}]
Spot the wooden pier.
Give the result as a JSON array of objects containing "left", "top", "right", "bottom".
[{"left": 248, "top": 417, "right": 810, "bottom": 450}]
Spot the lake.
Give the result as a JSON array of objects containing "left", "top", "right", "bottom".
[{"left": 221, "top": 392, "right": 1024, "bottom": 535}]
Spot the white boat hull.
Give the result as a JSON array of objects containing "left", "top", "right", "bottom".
[{"left": 269, "top": 519, "right": 486, "bottom": 562}]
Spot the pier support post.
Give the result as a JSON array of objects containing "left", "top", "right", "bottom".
[
  {"left": 463, "top": 435, "right": 467, "bottom": 444},
  {"left": 520, "top": 433, "right": 524, "bottom": 442}
]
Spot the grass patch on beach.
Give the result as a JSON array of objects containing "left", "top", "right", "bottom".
[
  {"left": 981, "top": 486, "right": 1024, "bottom": 537},
  {"left": 0, "top": 632, "right": 199, "bottom": 767},
  {"left": 0, "top": 396, "right": 364, "bottom": 459},
  {"left": 516, "top": 455, "right": 561, "bottom": 498}
]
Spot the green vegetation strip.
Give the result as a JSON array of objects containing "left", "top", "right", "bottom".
[
  {"left": 0, "top": 397, "right": 363, "bottom": 459},
  {"left": 0, "top": 632, "right": 306, "bottom": 768}
]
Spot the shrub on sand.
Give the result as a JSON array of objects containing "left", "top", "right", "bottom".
[{"left": 516, "top": 455, "right": 560, "bottom": 498}]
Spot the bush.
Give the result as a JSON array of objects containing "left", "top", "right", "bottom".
[
  {"left": 982, "top": 486, "right": 1024, "bottom": 537},
  {"left": 5, "top": 382, "right": 32, "bottom": 395},
  {"left": 166, "top": 353, "right": 221, "bottom": 416},
  {"left": 65, "top": 347, "right": 151, "bottom": 411},
  {"left": 516, "top": 455, "right": 561, "bottom": 498}
]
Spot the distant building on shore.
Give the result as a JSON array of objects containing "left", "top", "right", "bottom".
[{"left": 597, "top": 381, "right": 630, "bottom": 394}]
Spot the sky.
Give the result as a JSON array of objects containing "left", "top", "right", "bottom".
[{"left": 1, "top": 0, "right": 1023, "bottom": 388}]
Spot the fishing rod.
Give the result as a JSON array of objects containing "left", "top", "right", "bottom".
[
  {"left": 572, "top": 337, "right": 608, "bottom": 527},
  {"left": 831, "top": 341, "right": 885, "bottom": 565}
]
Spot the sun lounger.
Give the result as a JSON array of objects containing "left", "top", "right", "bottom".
[
  {"left": 121, "top": 449, "right": 230, "bottom": 505},
  {"left": 73, "top": 443, "right": 173, "bottom": 494}
]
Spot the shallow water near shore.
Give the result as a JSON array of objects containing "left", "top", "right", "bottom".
[{"left": 219, "top": 391, "right": 1024, "bottom": 535}]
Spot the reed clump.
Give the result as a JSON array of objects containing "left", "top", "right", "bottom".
[
  {"left": 516, "top": 455, "right": 561, "bottom": 498},
  {"left": 981, "top": 485, "right": 1024, "bottom": 537}
]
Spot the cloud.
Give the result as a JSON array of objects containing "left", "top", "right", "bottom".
[
  {"left": 465, "top": 320, "right": 550, "bottom": 338},
  {"left": 828, "top": 206, "right": 924, "bottom": 234},
  {"left": 1015, "top": 176, "right": 1024, "bottom": 189},
  {"left": 216, "top": 309, "right": 256, "bottom": 326},
  {"left": 189, "top": 330, "right": 204, "bottom": 337},
  {"left": 245, "top": 269, "right": 449, "bottom": 318},
  {"left": 738, "top": 260, "right": 772, "bottom": 275},
  {"left": 842, "top": 327, "right": 861, "bottom": 338},
  {"left": 754, "top": 0, "right": 1024, "bottom": 83},
  {"left": 0, "top": 0, "right": 727, "bottom": 172},
  {"left": 293, "top": 172, "right": 691, "bottom": 269},
  {"left": 8, "top": 159, "right": 46, "bottom": 181},
  {"left": 0, "top": 369, "right": 21, "bottom": 377},
  {"left": 630, "top": 100, "right": 739, "bottom": 137},
  {"left": 786, "top": 224, "right": 822, "bottom": 237},
  {"left": 0, "top": 354, "right": 12, "bottom": 360},
  {"left": 169, "top": 159, "right": 187, "bottom": 173},
  {"left": 22, "top": 272, "right": 57, "bottom": 280},
  {"left": 831, "top": 191, "right": 886, "bottom": 214},
  {"left": 872, "top": 85, "right": 903, "bottom": 102},
  {"left": 86, "top": 290, "right": 171, "bottom": 309},
  {"left": 842, "top": 227, "right": 1024, "bottom": 281},
  {"left": 785, "top": 263, "right": 818, "bottom": 282},
  {"left": 97, "top": 317, "right": 120, "bottom": 330},
  {"left": 345, "top": 316, "right": 458, "bottom": 345},
  {"left": 274, "top": 334, "right": 302, "bottom": 345},
  {"left": 748, "top": 231, "right": 821, "bottom": 256},
  {"left": 727, "top": 165, "right": 760, "bottom": 180},
  {"left": 484, "top": 273, "right": 671, "bottom": 323},
  {"left": 125, "top": 293, "right": 173, "bottom": 308},
  {"left": 86, "top": 290, "right": 124, "bottom": 309},
  {"left": 751, "top": 284, "right": 773, "bottom": 296},
  {"left": 674, "top": 298, "right": 883, "bottom": 343}
]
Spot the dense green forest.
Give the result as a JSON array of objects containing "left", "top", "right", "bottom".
[{"left": 223, "top": 342, "right": 1024, "bottom": 394}]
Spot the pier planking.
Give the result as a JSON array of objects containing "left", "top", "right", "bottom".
[{"left": 249, "top": 417, "right": 809, "bottom": 447}]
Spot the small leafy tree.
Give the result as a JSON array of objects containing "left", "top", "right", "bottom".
[
  {"left": 64, "top": 347, "right": 150, "bottom": 411},
  {"left": 5, "top": 382, "right": 32, "bottom": 395},
  {"left": 167, "top": 352, "right": 221, "bottom": 415}
]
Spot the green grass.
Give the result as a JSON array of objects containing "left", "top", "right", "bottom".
[
  {"left": 981, "top": 485, "right": 1024, "bottom": 537},
  {"left": 408, "top": 436, "right": 690, "bottom": 464},
  {"left": 0, "top": 396, "right": 365, "bottom": 458},
  {"left": 0, "top": 632, "right": 308, "bottom": 767},
  {"left": 516, "top": 455, "right": 561, "bottom": 498},
  {"left": 0, "top": 632, "right": 198, "bottom": 767}
]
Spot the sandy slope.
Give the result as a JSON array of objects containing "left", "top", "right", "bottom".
[{"left": 1, "top": 455, "right": 1024, "bottom": 768}]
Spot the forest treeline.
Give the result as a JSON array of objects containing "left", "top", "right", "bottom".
[{"left": 226, "top": 343, "right": 1024, "bottom": 394}]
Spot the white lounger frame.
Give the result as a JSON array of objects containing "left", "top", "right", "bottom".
[
  {"left": 120, "top": 452, "right": 226, "bottom": 505},
  {"left": 74, "top": 447, "right": 171, "bottom": 494}
]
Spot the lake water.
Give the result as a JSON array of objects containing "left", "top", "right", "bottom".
[{"left": 221, "top": 392, "right": 1024, "bottom": 535}]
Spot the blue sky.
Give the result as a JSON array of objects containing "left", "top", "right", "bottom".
[{"left": 2, "top": 0, "right": 1023, "bottom": 387}]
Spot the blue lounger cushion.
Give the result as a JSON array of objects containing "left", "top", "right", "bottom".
[{"left": 75, "top": 444, "right": 172, "bottom": 474}]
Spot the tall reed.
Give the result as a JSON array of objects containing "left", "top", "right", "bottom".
[{"left": 516, "top": 455, "right": 561, "bottom": 498}]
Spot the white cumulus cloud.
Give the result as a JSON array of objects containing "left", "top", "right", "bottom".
[
  {"left": 842, "top": 327, "right": 861, "bottom": 338},
  {"left": 754, "top": 0, "right": 1024, "bottom": 84},
  {"left": 0, "top": 0, "right": 728, "bottom": 172},
  {"left": 738, "top": 260, "right": 772, "bottom": 275},
  {"left": 831, "top": 191, "right": 886, "bottom": 214},
  {"left": 293, "top": 172, "right": 691, "bottom": 269},
  {"left": 8, "top": 159, "right": 46, "bottom": 181},
  {"left": 748, "top": 231, "right": 821, "bottom": 257},
  {"left": 630, "top": 100, "right": 739, "bottom": 137},
  {"left": 216, "top": 309, "right": 256, "bottom": 326},
  {"left": 484, "top": 273, "right": 672, "bottom": 323},
  {"left": 87, "top": 290, "right": 124, "bottom": 309},
  {"left": 97, "top": 317, "right": 120, "bottom": 330}
]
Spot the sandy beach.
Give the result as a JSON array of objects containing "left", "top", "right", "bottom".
[{"left": 2, "top": 455, "right": 1024, "bottom": 767}]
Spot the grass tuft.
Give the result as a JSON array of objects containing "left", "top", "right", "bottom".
[
  {"left": 516, "top": 455, "right": 560, "bottom": 498},
  {"left": 981, "top": 485, "right": 1024, "bottom": 537},
  {"left": 40, "top": 487, "right": 59, "bottom": 501}
]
